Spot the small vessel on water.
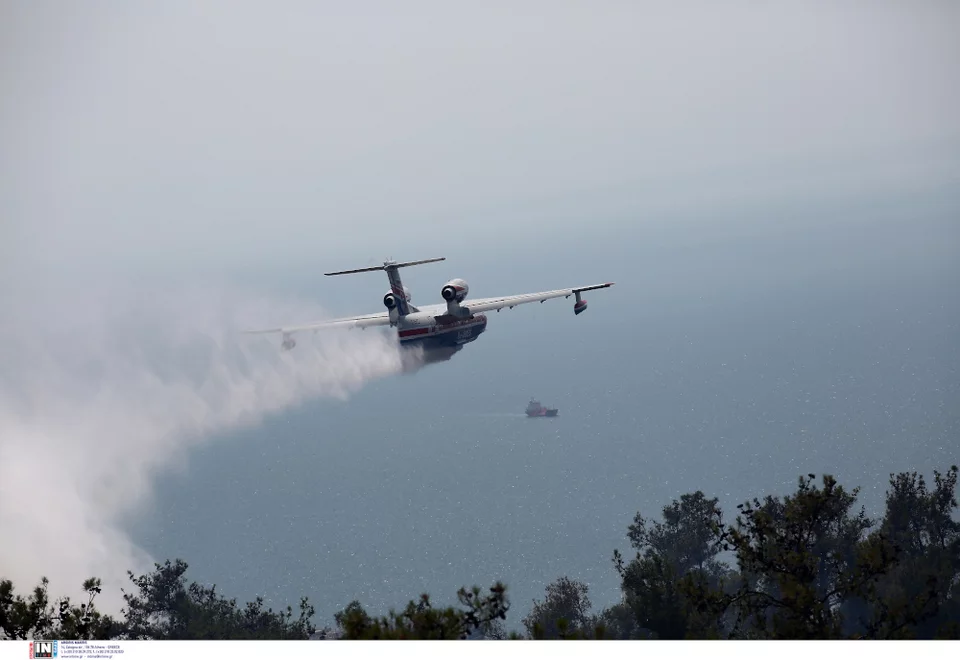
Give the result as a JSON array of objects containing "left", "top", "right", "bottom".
[{"left": 525, "top": 397, "right": 558, "bottom": 417}]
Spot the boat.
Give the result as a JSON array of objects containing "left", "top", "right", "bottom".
[{"left": 525, "top": 397, "right": 558, "bottom": 417}]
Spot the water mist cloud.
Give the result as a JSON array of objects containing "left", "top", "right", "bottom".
[{"left": 0, "top": 282, "right": 412, "bottom": 611}]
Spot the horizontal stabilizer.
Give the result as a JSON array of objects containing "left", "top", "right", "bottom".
[
  {"left": 322, "top": 265, "right": 384, "bottom": 276},
  {"left": 325, "top": 257, "right": 445, "bottom": 276}
]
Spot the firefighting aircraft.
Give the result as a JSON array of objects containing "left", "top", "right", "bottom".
[{"left": 243, "top": 257, "right": 614, "bottom": 362}]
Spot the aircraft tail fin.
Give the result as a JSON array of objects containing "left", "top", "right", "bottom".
[{"left": 324, "top": 257, "right": 445, "bottom": 317}]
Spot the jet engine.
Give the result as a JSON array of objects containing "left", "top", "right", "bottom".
[
  {"left": 440, "top": 279, "right": 469, "bottom": 303},
  {"left": 383, "top": 286, "right": 412, "bottom": 310},
  {"left": 281, "top": 334, "right": 296, "bottom": 350}
]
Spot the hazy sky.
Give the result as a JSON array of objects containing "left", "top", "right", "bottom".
[{"left": 3, "top": 1, "right": 958, "bottom": 278}]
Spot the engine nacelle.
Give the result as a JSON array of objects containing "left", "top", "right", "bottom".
[
  {"left": 281, "top": 334, "right": 296, "bottom": 350},
  {"left": 441, "top": 278, "right": 469, "bottom": 303},
  {"left": 384, "top": 286, "right": 412, "bottom": 310}
]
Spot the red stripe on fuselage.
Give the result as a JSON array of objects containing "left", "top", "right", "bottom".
[
  {"left": 397, "top": 314, "right": 487, "bottom": 340},
  {"left": 398, "top": 327, "right": 430, "bottom": 338}
]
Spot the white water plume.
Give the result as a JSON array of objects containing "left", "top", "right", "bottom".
[{"left": 0, "top": 282, "right": 416, "bottom": 612}]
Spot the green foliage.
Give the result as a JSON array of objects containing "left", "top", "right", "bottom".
[
  {"left": 594, "top": 602, "right": 644, "bottom": 640},
  {"left": 612, "top": 490, "right": 728, "bottom": 638},
  {"left": 597, "top": 467, "right": 960, "bottom": 640},
  {"left": 4, "top": 464, "right": 957, "bottom": 641},
  {"left": 642, "top": 467, "right": 959, "bottom": 640},
  {"left": 120, "top": 559, "right": 317, "bottom": 639},
  {"left": 686, "top": 474, "right": 889, "bottom": 638},
  {"left": 1, "top": 561, "right": 317, "bottom": 641},
  {"left": 333, "top": 583, "right": 509, "bottom": 639},
  {"left": 521, "top": 577, "right": 605, "bottom": 639},
  {"left": 868, "top": 465, "right": 960, "bottom": 638},
  {"left": 0, "top": 577, "right": 118, "bottom": 641},
  {"left": 627, "top": 491, "right": 726, "bottom": 576},
  {"left": 614, "top": 552, "right": 692, "bottom": 638}
]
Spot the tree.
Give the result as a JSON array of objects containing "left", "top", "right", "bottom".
[
  {"left": 613, "top": 490, "right": 728, "bottom": 638},
  {"left": 0, "top": 577, "right": 117, "bottom": 641},
  {"left": 627, "top": 491, "right": 727, "bottom": 577},
  {"left": 521, "top": 577, "right": 602, "bottom": 639},
  {"left": 594, "top": 602, "right": 643, "bottom": 640},
  {"left": 613, "top": 553, "right": 689, "bottom": 638},
  {"left": 701, "top": 475, "right": 889, "bottom": 638},
  {"left": 868, "top": 465, "right": 960, "bottom": 638},
  {"left": 333, "top": 583, "right": 509, "bottom": 640},
  {"left": 120, "top": 559, "right": 317, "bottom": 640},
  {"left": 679, "top": 471, "right": 959, "bottom": 639}
]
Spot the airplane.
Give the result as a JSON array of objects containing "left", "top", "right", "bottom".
[{"left": 243, "top": 257, "right": 614, "bottom": 363}]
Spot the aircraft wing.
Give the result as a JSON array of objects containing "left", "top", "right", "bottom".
[
  {"left": 241, "top": 282, "right": 615, "bottom": 335},
  {"left": 453, "top": 282, "right": 615, "bottom": 314},
  {"left": 241, "top": 311, "right": 392, "bottom": 335}
]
